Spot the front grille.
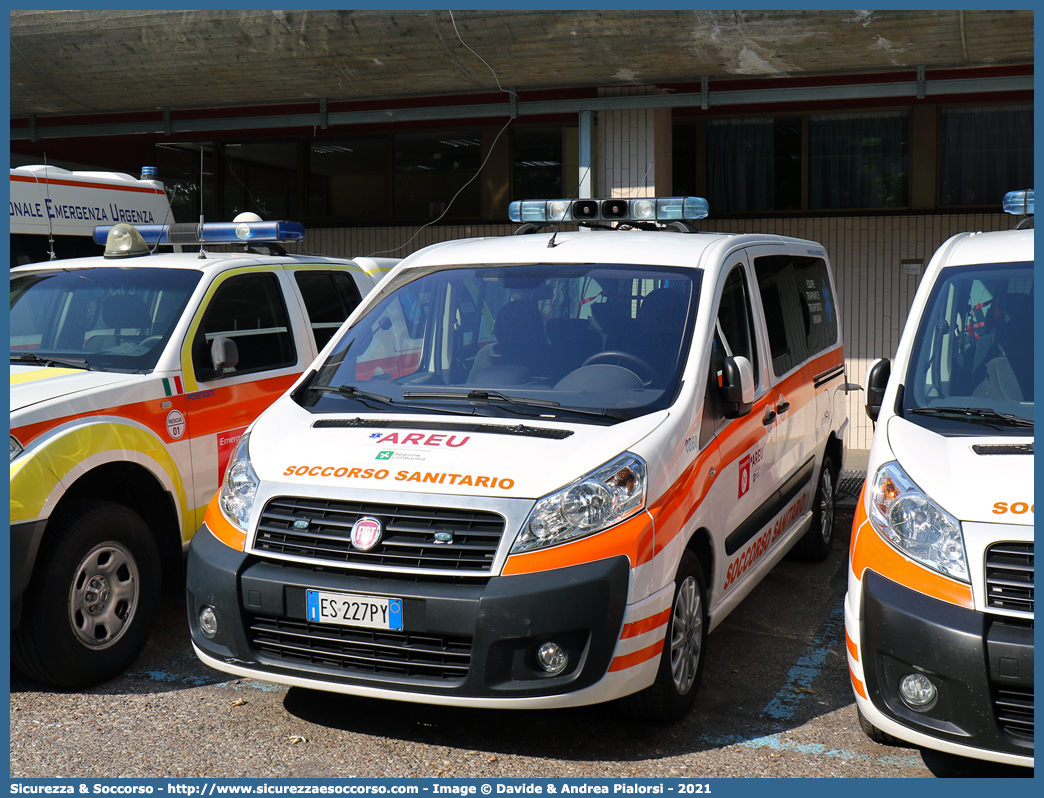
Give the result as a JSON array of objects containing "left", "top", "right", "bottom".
[
  {"left": 993, "top": 687, "right": 1034, "bottom": 741},
  {"left": 248, "top": 614, "right": 471, "bottom": 681},
  {"left": 255, "top": 497, "right": 505, "bottom": 573},
  {"left": 985, "top": 542, "right": 1034, "bottom": 614}
]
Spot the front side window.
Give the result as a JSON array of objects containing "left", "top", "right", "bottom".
[
  {"left": 300, "top": 263, "right": 701, "bottom": 424},
  {"left": 192, "top": 272, "right": 296, "bottom": 381},
  {"left": 754, "top": 255, "right": 838, "bottom": 377},
  {"left": 10, "top": 267, "right": 202, "bottom": 373},
  {"left": 903, "top": 261, "right": 1033, "bottom": 435}
]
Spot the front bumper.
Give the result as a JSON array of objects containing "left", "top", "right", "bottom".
[
  {"left": 857, "top": 570, "right": 1033, "bottom": 763},
  {"left": 187, "top": 521, "right": 631, "bottom": 702}
]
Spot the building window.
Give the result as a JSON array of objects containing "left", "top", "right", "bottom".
[
  {"left": 939, "top": 105, "right": 1033, "bottom": 207},
  {"left": 513, "top": 127, "right": 571, "bottom": 200},
  {"left": 393, "top": 129, "right": 481, "bottom": 221},
  {"left": 308, "top": 139, "right": 388, "bottom": 222},
  {"left": 706, "top": 117, "right": 800, "bottom": 212},
  {"left": 808, "top": 111, "right": 909, "bottom": 210},
  {"left": 154, "top": 142, "right": 218, "bottom": 224},
  {"left": 220, "top": 142, "right": 297, "bottom": 220}
]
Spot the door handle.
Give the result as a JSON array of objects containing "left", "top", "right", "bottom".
[
  {"left": 763, "top": 410, "right": 776, "bottom": 426},
  {"left": 776, "top": 400, "right": 791, "bottom": 414}
]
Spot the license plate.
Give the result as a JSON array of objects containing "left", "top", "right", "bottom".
[{"left": 305, "top": 590, "right": 403, "bottom": 631}]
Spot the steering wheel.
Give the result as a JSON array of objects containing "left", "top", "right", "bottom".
[
  {"left": 139, "top": 336, "right": 164, "bottom": 350},
  {"left": 581, "top": 351, "right": 659, "bottom": 386}
]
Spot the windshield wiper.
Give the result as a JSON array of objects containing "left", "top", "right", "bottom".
[
  {"left": 308, "top": 384, "right": 475, "bottom": 416},
  {"left": 908, "top": 406, "right": 1034, "bottom": 429},
  {"left": 11, "top": 352, "right": 91, "bottom": 370},
  {"left": 402, "top": 389, "right": 617, "bottom": 420}
]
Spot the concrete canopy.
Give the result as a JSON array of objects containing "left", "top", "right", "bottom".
[{"left": 10, "top": 9, "right": 1035, "bottom": 119}]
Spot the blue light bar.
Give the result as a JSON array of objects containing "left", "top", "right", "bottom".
[
  {"left": 1002, "top": 190, "right": 1034, "bottom": 216},
  {"left": 509, "top": 197, "right": 709, "bottom": 224},
  {"left": 92, "top": 220, "right": 306, "bottom": 246}
]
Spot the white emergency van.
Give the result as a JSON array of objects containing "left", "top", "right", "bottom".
[
  {"left": 10, "top": 219, "right": 393, "bottom": 687},
  {"left": 10, "top": 165, "right": 175, "bottom": 267},
  {"left": 187, "top": 196, "right": 849, "bottom": 720},
  {"left": 847, "top": 191, "right": 1033, "bottom": 766}
]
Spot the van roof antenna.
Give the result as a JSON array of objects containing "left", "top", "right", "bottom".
[
  {"left": 197, "top": 146, "right": 207, "bottom": 259},
  {"left": 548, "top": 135, "right": 604, "bottom": 249},
  {"left": 43, "top": 155, "right": 56, "bottom": 260}
]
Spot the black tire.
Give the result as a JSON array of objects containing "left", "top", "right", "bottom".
[
  {"left": 623, "top": 551, "right": 707, "bottom": 722},
  {"left": 12, "top": 501, "right": 161, "bottom": 688},
  {"left": 790, "top": 455, "right": 837, "bottom": 562},
  {"left": 857, "top": 707, "right": 904, "bottom": 746}
]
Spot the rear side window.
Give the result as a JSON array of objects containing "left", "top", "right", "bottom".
[
  {"left": 754, "top": 255, "right": 838, "bottom": 376},
  {"left": 295, "top": 271, "right": 364, "bottom": 350}
]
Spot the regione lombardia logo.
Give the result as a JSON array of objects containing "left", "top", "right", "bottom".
[{"left": 350, "top": 517, "right": 383, "bottom": 550}]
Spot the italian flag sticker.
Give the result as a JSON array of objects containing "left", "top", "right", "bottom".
[{"left": 162, "top": 376, "right": 184, "bottom": 396}]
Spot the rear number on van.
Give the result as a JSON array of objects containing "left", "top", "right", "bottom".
[{"left": 306, "top": 590, "right": 403, "bottom": 631}]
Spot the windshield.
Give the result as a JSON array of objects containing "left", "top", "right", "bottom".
[
  {"left": 10, "top": 267, "right": 203, "bottom": 373},
  {"left": 902, "top": 260, "right": 1033, "bottom": 434},
  {"left": 301, "top": 263, "right": 701, "bottom": 423}
]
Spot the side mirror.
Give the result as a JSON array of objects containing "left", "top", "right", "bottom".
[
  {"left": 211, "top": 336, "right": 239, "bottom": 372},
  {"left": 719, "top": 355, "right": 754, "bottom": 418},
  {"left": 864, "top": 358, "right": 891, "bottom": 422}
]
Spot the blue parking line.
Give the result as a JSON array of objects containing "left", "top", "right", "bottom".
[
  {"left": 762, "top": 600, "right": 845, "bottom": 721},
  {"left": 739, "top": 733, "right": 929, "bottom": 770}
]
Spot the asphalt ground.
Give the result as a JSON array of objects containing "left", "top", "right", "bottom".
[{"left": 10, "top": 492, "right": 1032, "bottom": 780}]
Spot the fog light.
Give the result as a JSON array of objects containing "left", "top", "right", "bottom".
[
  {"left": 536, "top": 641, "right": 568, "bottom": 674},
  {"left": 899, "top": 672, "right": 937, "bottom": 709},
  {"left": 199, "top": 606, "right": 219, "bottom": 639}
]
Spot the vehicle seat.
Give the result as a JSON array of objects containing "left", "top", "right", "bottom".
[
  {"left": 468, "top": 300, "right": 551, "bottom": 382},
  {"left": 973, "top": 292, "right": 1033, "bottom": 401},
  {"left": 636, "top": 287, "right": 689, "bottom": 382},
  {"left": 546, "top": 318, "right": 602, "bottom": 381},
  {"left": 85, "top": 294, "right": 152, "bottom": 350}
]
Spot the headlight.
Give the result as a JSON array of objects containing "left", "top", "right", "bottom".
[
  {"left": 10, "top": 435, "right": 24, "bottom": 462},
  {"left": 219, "top": 432, "right": 258, "bottom": 532},
  {"left": 867, "top": 461, "right": 968, "bottom": 582},
  {"left": 512, "top": 454, "right": 647, "bottom": 553}
]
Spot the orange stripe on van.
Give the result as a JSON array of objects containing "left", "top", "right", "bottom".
[
  {"left": 11, "top": 373, "right": 297, "bottom": 450},
  {"left": 620, "top": 608, "right": 671, "bottom": 639},
  {"left": 501, "top": 510, "right": 654, "bottom": 576},
  {"left": 849, "top": 667, "right": 867, "bottom": 700},
  {"left": 503, "top": 346, "right": 846, "bottom": 577},
  {"left": 850, "top": 488, "right": 974, "bottom": 609},
  {"left": 204, "top": 493, "right": 246, "bottom": 552},
  {"left": 608, "top": 640, "right": 664, "bottom": 672},
  {"left": 845, "top": 629, "right": 859, "bottom": 662}
]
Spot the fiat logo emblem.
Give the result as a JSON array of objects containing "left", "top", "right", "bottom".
[{"left": 350, "top": 517, "right": 383, "bottom": 551}]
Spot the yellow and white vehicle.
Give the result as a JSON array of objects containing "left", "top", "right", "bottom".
[
  {"left": 848, "top": 191, "right": 1034, "bottom": 766},
  {"left": 10, "top": 164, "right": 174, "bottom": 267},
  {"left": 188, "top": 197, "right": 850, "bottom": 719},
  {"left": 10, "top": 219, "right": 391, "bottom": 687}
]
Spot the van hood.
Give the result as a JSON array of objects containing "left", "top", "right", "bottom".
[
  {"left": 886, "top": 415, "right": 1034, "bottom": 525},
  {"left": 250, "top": 399, "right": 669, "bottom": 500},
  {"left": 10, "top": 365, "right": 142, "bottom": 413}
]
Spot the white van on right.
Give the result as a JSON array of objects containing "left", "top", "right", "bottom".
[{"left": 846, "top": 190, "right": 1034, "bottom": 768}]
